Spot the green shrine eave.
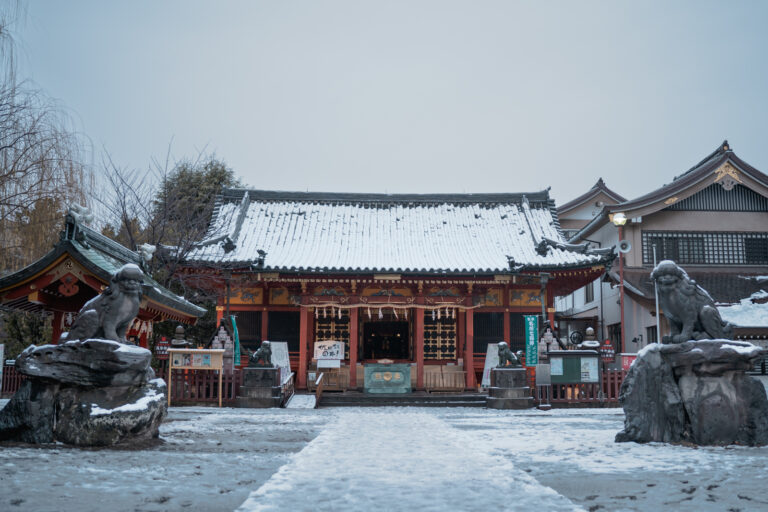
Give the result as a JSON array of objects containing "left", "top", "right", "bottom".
[{"left": 0, "top": 215, "right": 206, "bottom": 320}]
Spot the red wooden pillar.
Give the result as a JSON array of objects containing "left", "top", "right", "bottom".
[
  {"left": 415, "top": 308, "right": 425, "bottom": 390},
  {"left": 503, "top": 310, "right": 510, "bottom": 342},
  {"left": 465, "top": 311, "right": 476, "bottom": 389},
  {"left": 261, "top": 310, "right": 268, "bottom": 341},
  {"left": 298, "top": 308, "right": 310, "bottom": 389},
  {"left": 51, "top": 311, "right": 64, "bottom": 344},
  {"left": 349, "top": 307, "right": 358, "bottom": 388}
]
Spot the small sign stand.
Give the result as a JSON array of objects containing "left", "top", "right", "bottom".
[{"left": 167, "top": 349, "right": 225, "bottom": 407}]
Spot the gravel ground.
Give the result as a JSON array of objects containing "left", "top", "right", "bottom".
[{"left": 1, "top": 379, "right": 767, "bottom": 512}]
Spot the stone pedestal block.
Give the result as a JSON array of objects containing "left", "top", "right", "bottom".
[
  {"left": 486, "top": 368, "right": 533, "bottom": 409},
  {"left": 237, "top": 368, "right": 282, "bottom": 408}
]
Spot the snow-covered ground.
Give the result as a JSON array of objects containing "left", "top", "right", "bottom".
[{"left": 2, "top": 390, "right": 768, "bottom": 512}]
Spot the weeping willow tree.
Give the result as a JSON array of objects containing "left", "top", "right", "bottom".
[{"left": 0, "top": 4, "right": 93, "bottom": 274}]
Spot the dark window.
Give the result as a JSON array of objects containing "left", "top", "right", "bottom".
[
  {"left": 473, "top": 312, "right": 504, "bottom": 355},
  {"left": 584, "top": 281, "right": 594, "bottom": 303},
  {"left": 608, "top": 323, "right": 621, "bottom": 352},
  {"left": 642, "top": 231, "right": 768, "bottom": 265},
  {"left": 234, "top": 311, "right": 262, "bottom": 352},
  {"left": 267, "top": 311, "right": 301, "bottom": 352},
  {"left": 745, "top": 237, "right": 768, "bottom": 264},
  {"left": 509, "top": 313, "right": 527, "bottom": 353},
  {"left": 646, "top": 325, "right": 658, "bottom": 344}
]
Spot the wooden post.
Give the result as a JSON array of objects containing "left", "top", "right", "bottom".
[
  {"left": 349, "top": 307, "right": 358, "bottom": 389},
  {"left": 503, "top": 310, "right": 510, "bottom": 343},
  {"left": 465, "top": 311, "right": 476, "bottom": 389},
  {"left": 261, "top": 309, "right": 269, "bottom": 342},
  {"left": 298, "top": 308, "right": 309, "bottom": 389},
  {"left": 167, "top": 357, "right": 173, "bottom": 407},
  {"left": 218, "top": 370, "right": 223, "bottom": 408},
  {"left": 415, "top": 308, "right": 425, "bottom": 390},
  {"left": 51, "top": 311, "right": 63, "bottom": 344}
]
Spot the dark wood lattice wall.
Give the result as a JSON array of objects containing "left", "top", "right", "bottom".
[
  {"left": 423, "top": 312, "right": 457, "bottom": 360},
  {"left": 314, "top": 309, "right": 351, "bottom": 358}
]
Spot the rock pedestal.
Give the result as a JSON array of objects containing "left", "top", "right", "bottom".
[
  {"left": 0, "top": 339, "right": 166, "bottom": 446},
  {"left": 486, "top": 368, "right": 533, "bottom": 409},
  {"left": 236, "top": 368, "right": 282, "bottom": 408},
  {"left": 616, "top": 340, "right": 768, "bottom": 446}
]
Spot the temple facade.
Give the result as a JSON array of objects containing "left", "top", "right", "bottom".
[{"left": 182, "top": 189, "right": 614, "bottom": 390}]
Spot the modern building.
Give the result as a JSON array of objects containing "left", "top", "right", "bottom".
[
  {"left": 181, "top": 188, "right": 615, "bottom": 390},
  {"left": 557, "top": 141, "right": 768, "bottom": 364}
]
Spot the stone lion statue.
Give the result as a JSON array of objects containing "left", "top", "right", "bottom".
[
  {"left": 249, "top": 340, "right": 273, "bottom": 367},
  {"left": 67, "top": 264, "right": 144, "bottom": 343},
  {"left": 497, "top": 342, "right": 523, "bottom": 368},
  {"left": 650, "top": 260, "right": 733, "bottom": 344}
]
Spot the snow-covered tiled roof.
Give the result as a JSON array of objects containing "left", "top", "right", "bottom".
[{"left": 185, "top": 189, "right": 613, "bottom": 274}]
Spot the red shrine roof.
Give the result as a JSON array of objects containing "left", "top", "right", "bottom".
[{"left": 185, "top": 189, "right": 614, "bottom": 275}]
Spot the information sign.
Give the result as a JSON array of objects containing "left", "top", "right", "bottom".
[
  {"left": 580, "top": 357, "right": 599, "bottom": 383},
  {"left": 314, "top": 340, "right": 344, "bottom": 360},
  {"left": 550, "top": 357, "right": 563, "bottom": 376},
  {"left": 481, "top": 342, "right": 501, "bottom": 388},
  {"left": 167, "top": 348, "right": 225, "bottom": 407},
  {"left": 524, "top": 315, "right": 538, "bottom": 366}
]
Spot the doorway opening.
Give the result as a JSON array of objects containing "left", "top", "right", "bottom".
[{"left": 363, "top": 320, "right": 410, "bottom": 360}]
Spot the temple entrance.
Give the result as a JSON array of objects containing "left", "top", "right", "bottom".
[{"left": 363, "top": 320, "right": 410, "bottom": 360}]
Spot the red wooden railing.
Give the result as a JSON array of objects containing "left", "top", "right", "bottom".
[
  {"left": 2, "top": 362, "right": 627, "bottom": 407},
  {"left": 534, "top": 370, "right": 625, "bottom": 406},
  {"left": 158, "top": 368, "right": 243, "bottom": 404},
  {"left": 1, "top": 364, "right": 25, "bottom": 397}
]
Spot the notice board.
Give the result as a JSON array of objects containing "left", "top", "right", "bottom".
[{"left": 548, "top": 351, "right": 600, "bottom": 384}]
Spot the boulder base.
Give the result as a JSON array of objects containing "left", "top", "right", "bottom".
[
  {"left": 0, "top": 340, "right": 166, "bottom": 446},
  {"left": 616, "top": 340, "right": 768, "bottom": 446}
]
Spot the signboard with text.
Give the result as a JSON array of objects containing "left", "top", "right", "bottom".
[
  {"left": 481, "top": 342, "right": 501, "bottom": 388},
  {"left": 268, "top": 341, "right": 292, "bottom": 384},
  {"left": 314, "top": 340, "right": 344, "bottom": 361},
  {"left": 524, "top": 315, "right": 538, "bottom": 366}
]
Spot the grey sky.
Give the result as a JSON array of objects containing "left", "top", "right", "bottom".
[{"left": 16, "top": 1, "right": 768, "bottom": 205}]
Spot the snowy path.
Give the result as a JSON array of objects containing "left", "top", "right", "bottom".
[
  {"left": 237, "top": 409, "right": 581, "bottom": 512},
  {"left": 284, "top": 394, "right": 316, "bottom": 408}
]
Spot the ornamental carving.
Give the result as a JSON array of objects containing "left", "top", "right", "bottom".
[{"left": 714, "top": 162, "right": 742, "bottom": 191}]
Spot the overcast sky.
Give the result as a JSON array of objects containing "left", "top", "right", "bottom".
[{"left": 15, "top": 1, "right": 768, "bottom": 205}]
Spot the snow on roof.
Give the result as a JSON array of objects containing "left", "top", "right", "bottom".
[
  {"left": 186, "top": 189, "right": 612, "bottom": 274},
  {"left": 718, "top": 290, "right": 768, "bottom": 327}
]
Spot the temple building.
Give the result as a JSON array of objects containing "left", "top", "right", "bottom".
[
  {"left": 0, "top": 212, "right": 207, "bottom": 346},
  {"left": 182, "top": 188, "right": 614, "bottom": 390}
]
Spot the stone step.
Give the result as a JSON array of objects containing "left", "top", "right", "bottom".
[{"left": 319, "top": 392, "right": 488, "bottom": 408}]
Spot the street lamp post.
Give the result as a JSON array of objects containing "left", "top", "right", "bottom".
[{"left": 612, "top": 212, "right": 627, "bottom": 356}]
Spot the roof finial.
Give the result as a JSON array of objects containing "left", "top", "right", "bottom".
[{"left": 722, "top": 140, "right": 730, "bottom": 152}]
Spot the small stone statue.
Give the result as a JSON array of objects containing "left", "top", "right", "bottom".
[
  {"left": 67, "top": 264, "right": 144, "bottom": 343},
  {"left": 248, "top": 341, "right": 273, "bottom": 368},
  {"left": 497, "top": 342, "right": 523, "bottom": 368},
  {"left": 651, "top": 260, "right": 734, "bottom": 343}
]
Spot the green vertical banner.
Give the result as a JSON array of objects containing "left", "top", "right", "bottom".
[
  {"left": 524, "top": 315, "right": 538, "bottom": 367},
  {"left": 231, "top": 315, "right": 241, "bottom": 366}
]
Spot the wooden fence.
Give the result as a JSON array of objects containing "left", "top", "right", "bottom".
[
  {"left": 533, "top": 369, "right": 625, "bottom": 406},
  {"left": 2, "top": 363, "right": 627, "bottom": 406}
]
